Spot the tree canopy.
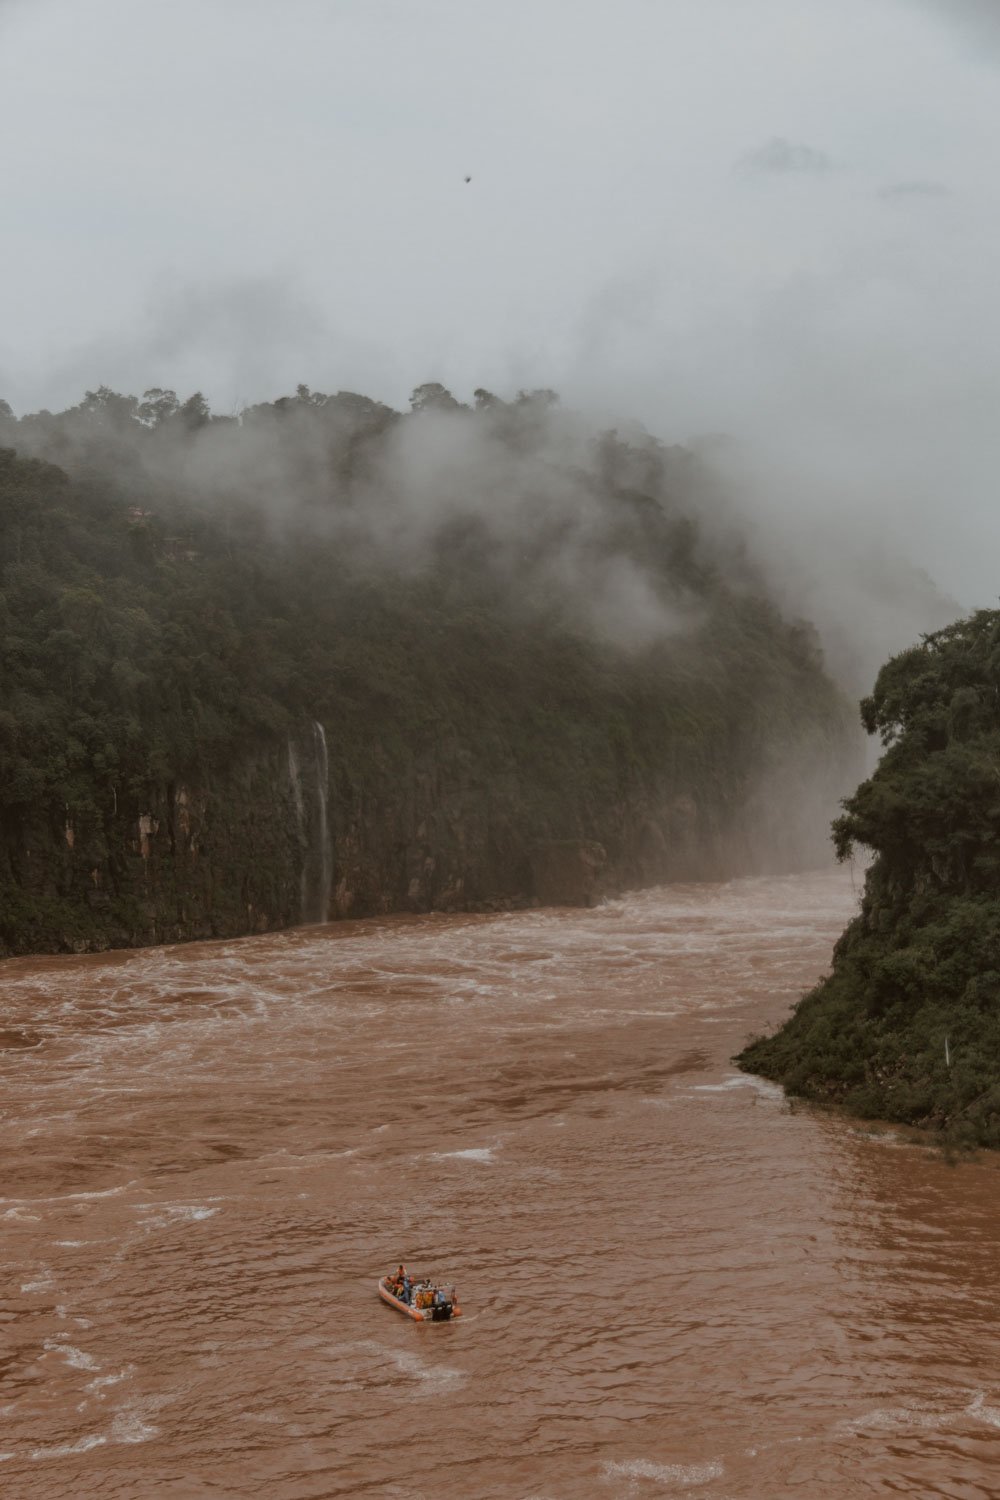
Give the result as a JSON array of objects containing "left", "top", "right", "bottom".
[{"left": 741, "top": 610, "right": 1000, "bottom": 1147}]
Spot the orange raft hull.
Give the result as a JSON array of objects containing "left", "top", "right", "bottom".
[{"left": 378, "top": 1278, "right": 462, "bottom": 1321}]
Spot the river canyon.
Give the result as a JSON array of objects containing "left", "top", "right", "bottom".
[{"left": 2, "top": 868, "right": 999, "bottom": 1498}]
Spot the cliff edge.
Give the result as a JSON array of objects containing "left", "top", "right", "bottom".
[{"left": 739, "top": 610, "right": 1000, "bottom": 1148}]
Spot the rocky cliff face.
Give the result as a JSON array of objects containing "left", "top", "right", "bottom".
[
  {"left": 0, "top": 409, "right": 863, "bottom": 959},
  {"left": 1, "top": 746, "right": 302, "bottom": 953},
  {"left": 0, "top": 718, "right": 850, "bottom": 956}
]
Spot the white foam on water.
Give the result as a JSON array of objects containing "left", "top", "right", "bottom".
[
  {"left": 21, "top": 1277, "right": 54, "bottom": 1293},
  {"left": 584, "top": 1007, "right": 676, "bottom": 1020},
  {"left": 31, "top": 1434, "right": 107, "bottom": 1460},
  {"left": 86, "top": 1367, "right": 133, "bottom": 1393},
  {"left": 2, "top": 1181, "right": 136, "bottom": 1205},
  {"left": 133, "top": 1202, "right": 219, "bottom": 1228},
  {"left": 44, "top": 1340, "right": 99, "bottom": 1371},
  {"left": 747, "top": 1079, "right": 785, "bottom": 1100},
  {"left": 430, "top": 1147, "right": 495, "bottom": 1162},
  {"left": 603, "top": 1458, "right": 725, "bottom": 1486},
  {"left": 260, "top": 1147, "right": 357, "bottom": 1170},
  {"left": 386, "top": 1348, "right": 465, "bottom": 1394},
  {"left": 111, "top": 1408, "right": 159, "bottom": 1445},
  {"left": 967, "top": 1392, "right": 1000, "bottom": 1428},
  {"left": 846, "top": 1127, "right": 909, "bottom": 1148},
  {"left": 690, "top": 1076, "right": 783, "bottom": 1100},
  {"left": 841, "top": 1402, "right": 958, "bottom": 1434},
  {"left": 347, "top": 1340, "right": 466, "bottom": 1396},
  {"left": 3, "top": 1207, "right": 41, "bottom": 1222},
  {"left": 0, "top": 1452, "right": 13, "bottom": 1461}
]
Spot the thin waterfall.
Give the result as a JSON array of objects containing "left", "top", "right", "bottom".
[
  {"left": 313, "top": 720, "right": 332, "bottom": 923},
  {"left": 287, "top": 738, "right": 308, "bottom": 922}
]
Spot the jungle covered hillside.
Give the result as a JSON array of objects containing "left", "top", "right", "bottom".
[
  {"left": 0, "top": 383, "right": 856, "bottom": 956},
  {"left": 740, "top": 611, "right": 1000, "bottom": 1147}
]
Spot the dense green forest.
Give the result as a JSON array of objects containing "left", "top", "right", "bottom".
[
  {"left": 0, "top": 381, "right": 857, "bottom": 955},
  {"left": 740, "top": 611, "right": 1000, "bottom": 1147}
]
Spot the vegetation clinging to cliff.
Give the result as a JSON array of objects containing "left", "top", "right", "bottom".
[
  {"left": 0, "top": 383, "right": 855, "bottom": 954},
  {"left": 740, "top": 610, "right": 1000, "bottom": 1147}
]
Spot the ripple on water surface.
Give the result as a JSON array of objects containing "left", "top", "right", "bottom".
[{"left": 4, "top": 870, "right": 1000, "bottom": 1498}]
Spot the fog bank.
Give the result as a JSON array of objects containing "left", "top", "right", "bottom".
[{"left": 0, "top": 0, "right": 996, "bottom": 620}]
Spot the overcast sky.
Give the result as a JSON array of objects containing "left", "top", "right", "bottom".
[{"left": 1, "top": 0, "right": 998, "bottom": 604}]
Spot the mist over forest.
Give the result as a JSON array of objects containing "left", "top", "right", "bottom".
[
  {"left": 4, "top": 0, "right": 1000, "bottom": 619},
  {"left": 0, "top": 381, "right": 956, "bottom": 691},
  {"left": 0, "top": 375, "right": 911, "bottom": 954}
]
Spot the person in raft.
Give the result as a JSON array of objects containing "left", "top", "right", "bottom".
[{"left": 388, "top": 1265, "right": 411, "bottom": 1302}]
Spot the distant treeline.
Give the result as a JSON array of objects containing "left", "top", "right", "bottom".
[{"left": 0, "top": 382, "right": 856, "bottom": 954}]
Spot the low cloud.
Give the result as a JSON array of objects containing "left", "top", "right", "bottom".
[
  {"left": 736, "top": 137, "right": 832, "bottom": 177},
  {"left": 878, "top": 179, "right": 950, "bottom": 201},
  {"left": 919, "top": 0, "right": 1000, "bottom": 54},
  {"left": 3, "top": 274, "right": 393, "bottom": 418}
]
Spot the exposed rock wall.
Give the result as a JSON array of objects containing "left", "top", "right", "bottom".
[{"left": 0, "top": 719, "right": 849, "bottom": 956}]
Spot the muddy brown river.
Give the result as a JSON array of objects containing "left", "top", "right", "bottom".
[{"left": 3, "top": 868, "right": 1000, "bottom": 1498}]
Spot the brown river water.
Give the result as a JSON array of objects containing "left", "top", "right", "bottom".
[{"left": 3, "top": 867, "right": 1000, "bottom": 1499}]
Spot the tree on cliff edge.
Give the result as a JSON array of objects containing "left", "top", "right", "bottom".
[{"left": 740, "top": 609, "right": 1000, "bottom": 1147}]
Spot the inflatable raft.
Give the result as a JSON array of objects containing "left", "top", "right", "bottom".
[{"left": 378, "top": 1276, "right": 461, "bottom": 1321}]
